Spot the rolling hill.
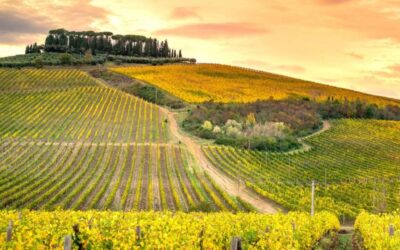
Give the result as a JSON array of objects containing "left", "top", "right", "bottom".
[
  {"left": 0, "top": 63, "right": 399, "bottom": 249},
  {"left": 112, "top": 64, "right": 400, "bottom": 106}
]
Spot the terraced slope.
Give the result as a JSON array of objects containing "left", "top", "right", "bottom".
[{"left": 203, "top": 119, "right": 400, "bottom": 217}]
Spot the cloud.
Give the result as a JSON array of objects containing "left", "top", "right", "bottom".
[
  {"left": 233, "top": 59, "right": 306, "bottom": 74},
  {"left": 274, "top": 64, "right": 306, "bottom": 73},
  {"left": 372, "top": 64, "right": 400, "bottom": 79},
  {"left": 0, "top": 0, "right": 111, "bottom": 45},
  {"left": 0, "top": 11, "right": 49, "bottom": 35},
  {"left": 155, "top": 22, "right": 267, "bottom": 39},
  {"left": 318, "top": 1, "right": 400, "bottom": 41},
  {"left": 169, "top": 7, "right": 201, "bottom": 20},
  {"left": 316, "top": 0, "right": 351, "bottom": 5},
  {"left": 345, "top": 52, "right": 364, "bottom": 60}
]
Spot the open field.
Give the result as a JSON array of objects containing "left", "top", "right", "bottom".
[
  {"left": 111, "top": 64, "right": 400, "bottom": 105},
  {"left": 203, "top": 119, "right": 400, "bottom": 217},
  {"left": 0, "top": 210, "right": 339, "bottom": 249}
]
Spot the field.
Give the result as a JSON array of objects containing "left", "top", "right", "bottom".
[
  {"left": 0, "top": 210, "right": 339, "bottom": 249},
  {"left": 111, "top": 64, "right": 400, "bottom": 105},
  {"left": 0, "top": 68, "right": 245, "bottom": 212},
  {"left": 0, "top": 68, "right": 97, "bottom": 92},
  {"left": 0, "top": 86, "right": 166, "bottom": 143},
  {"left": 0, "top": 142, "right": 248, "bottom": 212},
  {"left": 203, "top": 119, "right": 400, "bottom": 217}
]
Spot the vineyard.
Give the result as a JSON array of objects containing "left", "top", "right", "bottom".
[
  {"left": 0, "top": 86, "right": 167, "bottom": 143},
  {"left": 0, "top": 68, "right": 245, "bottom": 212},
  {"left": 0, "top": 68, "right": 97, "bottom": 92},
  {"left": 0, "top": 210, "right": 339, "bottom": 249},
  {"left": 0, "top": 142, "right": 247, "bottom": 212},
  {"left": 354, "top": 211, "right": 400, "bottom": 249},
  {"left": 203, "top": 119, "right": 400, "bottom": 217},
  {"left": 111, "top": 64, "right": 400, "bottom": 106}
]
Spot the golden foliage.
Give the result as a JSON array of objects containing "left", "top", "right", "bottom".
[
  {"left": 111, "top": 64, "right": 399, "bottom": 106},
  {"left": 0, "top": 210, "right": 339, "bottom": 249}
]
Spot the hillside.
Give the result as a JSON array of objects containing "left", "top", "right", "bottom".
[
  {"left": 0, "top": 68, "right": 247, "bottom": 212},
  {"left": 0, "top": 64, "right": 399, "bottom": 249},
  {"left": 203, "top": 119, "right": 400, "bottom": 218},
  {"left": 112, "top": 64, "right": 400, "bottom": 106}
]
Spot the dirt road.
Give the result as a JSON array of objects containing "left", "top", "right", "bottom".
[{"left": 161, "top": 107, "right": 283, "bottom": 213}]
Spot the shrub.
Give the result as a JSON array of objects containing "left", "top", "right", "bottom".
[
  {"left": 201, "top": 120, "right": 213, "bottom": 131},
  {"left": 34, "top": 57, "right": 44, "bottom": 68},
  {"left": 59, "top": 53, "right": 72, "bottom": 65},
  {"left": 114, "top": 59, "right": 122, "bottom": 65}
]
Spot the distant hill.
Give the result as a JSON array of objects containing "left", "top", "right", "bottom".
[{"left": 112, "top": 63, "right": 400, "bottom": 106}]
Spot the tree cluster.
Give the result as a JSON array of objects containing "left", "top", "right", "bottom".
[
  {"left": 25, "top": 43, "right": 42, "bottom": 54},
  {"left": 318, "top": 97, "right": 400, "bottom": 120},
  {"left": 182, "top": 96, "right": 400, "bottom": 151},
  {"left": 26, "top": 28, "right": 183, "bottom": 58}
]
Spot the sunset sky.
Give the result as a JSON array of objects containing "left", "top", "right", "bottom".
[{"left": 1, "top": 0, "right": 399, "bottom": 99}]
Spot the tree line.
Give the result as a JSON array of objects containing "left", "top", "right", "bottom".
[{"left": 26, "top": 28, "right": 183, "bottom": 58}]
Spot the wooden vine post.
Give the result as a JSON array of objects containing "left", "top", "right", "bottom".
[
  {"left": 64, "top": 235, "right": 72, "bottom": 250},
  {"left": 311, "top": 180, "right": 315, "bottom": 216},
  {"left": 135, "top": 225, "right": 141, "bottom": 244},
  {"left": 230, "top": 237, "right": 242, "bottom": 250},
  {"left": 6, "top": 220, "right": 13, "bottom": 242},
  {"left": 389, "top": 225, "right": 395, "bottom": 237}
]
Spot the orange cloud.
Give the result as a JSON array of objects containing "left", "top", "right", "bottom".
[
  {"left": 233, "top": 60, "right": 305, "bottom": 74},
  {"left": 345, "top": 52, "right": 364, "bottom": 60},
  {"left": 169, "top": 7, "right": 201, "bottom": 20},
  {"left": 318, "top": 1, "right": 400, "bottom": 41},
  {"left": 274, "top": 65, "right": 306, "bottom": 73},
  {"left": 373, "top": 65, "right": 400, "bottom": 79},
  {"left": 316, "top": 0, "right": 351, "bottom": 4},
  {"left": 155, "top": 23, "right": 267, "bottom": 39}
]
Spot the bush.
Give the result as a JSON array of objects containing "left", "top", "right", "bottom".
[
  {"left": 59, "top": 53, "right": 72, "bottom": 65},
  {"left": 34, "top": 57, "right": 44, "bottom": 68},
  {"left": 189, "top": 201, "right": 214, "bottom": 212},
  {"left": 114, "top": 59, "right": 122, "bottom": 65},
  {"left": 215, "top": 135, "right": 300, "bottom": 151}
]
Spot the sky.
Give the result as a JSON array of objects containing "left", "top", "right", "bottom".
[{"left": 0, "top": 0, "right": 400, "bottom": 99}]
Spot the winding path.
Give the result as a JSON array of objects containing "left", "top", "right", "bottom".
[
  {"left": 160, "top": 107, "right": 284, "bottom": 213},
  {"left": 90, "top": 70, "right": 332, "bottom": 214}
]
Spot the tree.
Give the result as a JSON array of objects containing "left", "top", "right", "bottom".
[
  {"left": 245, "top": 112, "right": 257, "bottom": 128},
  {"left": 45, "top": 35, "right": 55, "bottom": 46},
  {"left": 178, "top": 49, "right": 182, "bottom": 58},
  {"left": 151, "top": 39, "right": 159, "bottom": 57}
]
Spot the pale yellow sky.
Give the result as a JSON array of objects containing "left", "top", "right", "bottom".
[{"left": 0, "top": 0, "right": 399, "bottom": 99}]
